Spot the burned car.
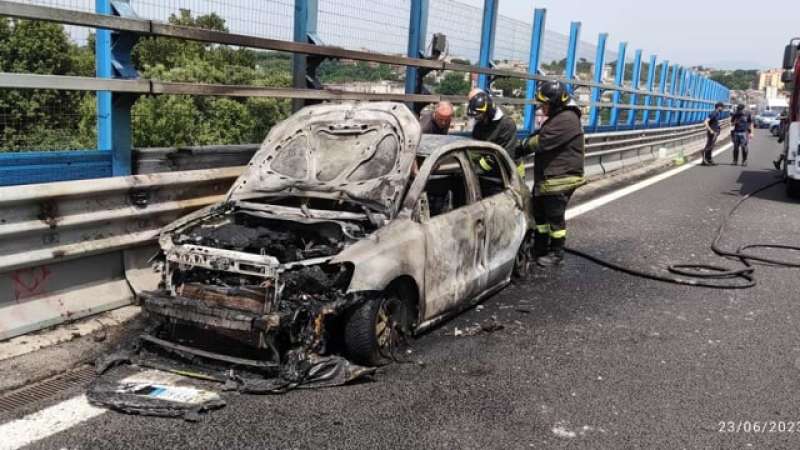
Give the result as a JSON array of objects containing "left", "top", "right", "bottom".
[{"left": 141, "top": 102, "right": 531, "bottom": 374}]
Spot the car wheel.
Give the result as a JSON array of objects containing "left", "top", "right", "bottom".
[
  {"left": 344, "top": 293, "right": 409, "bottom": 366},
  {"left": 787, "top": 178, "right": 800, "bottom": 199},
  {"left": 512, "top": 231, "right": 533, "bottom": 280}
]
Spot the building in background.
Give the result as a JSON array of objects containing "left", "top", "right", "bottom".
[{"left": 758, "top": 69, "right": 784, "bottom": 92}]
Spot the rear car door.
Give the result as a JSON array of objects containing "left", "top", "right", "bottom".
[
  {"left": 466, "top": 148, "right": 527, "bottom": 286},
  {"left": 420, "top": 151, "right": 488, "bottom": 320}
]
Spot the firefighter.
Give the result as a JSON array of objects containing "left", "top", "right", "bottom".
[
  {"left": 468, "top": 91, "right": 518, "bottom": 155},
  {"left": 730, "top": 104, "right": 752, "bottom": 166},
  {"left": 518, "top": 81, "right": 586, "bottom": 267}
]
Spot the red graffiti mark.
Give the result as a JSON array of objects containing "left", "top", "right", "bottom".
[{"left": 11, "top": 265, "right": 51, "bottom": 301}]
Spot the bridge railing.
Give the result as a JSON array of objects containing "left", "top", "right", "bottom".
[{"left": 0, "top": 0, "right": 729, "bottom": 187}]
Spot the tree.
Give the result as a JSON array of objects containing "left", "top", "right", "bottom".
[
  {"left": 0, "top": 18, "right": 94, "bottom": 151},
  {"left": 436, "top": 72, "right": 470, "bottom": 96},
  {"left": 494, "top": 77, "right": 525, "bottom": 97}
]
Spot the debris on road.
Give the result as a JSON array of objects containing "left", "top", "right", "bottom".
[{"left": 453, "top": 316, "right": 505, "bottom": 336}]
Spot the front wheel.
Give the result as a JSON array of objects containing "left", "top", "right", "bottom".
[{"left": 343, "top": 294, "right": 410, "bottom": 366}]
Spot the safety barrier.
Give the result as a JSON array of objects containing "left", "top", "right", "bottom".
[{"left": 0, "top": 168, "right": 238, "bottom": 339}]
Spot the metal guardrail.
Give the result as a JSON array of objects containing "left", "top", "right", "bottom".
[{"left": 0, "top": 168, "right": 238, "bottom": 339}]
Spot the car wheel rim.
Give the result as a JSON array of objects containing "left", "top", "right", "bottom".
[{"left": 375, "top": 299, "right": 402, "bottom": 358}]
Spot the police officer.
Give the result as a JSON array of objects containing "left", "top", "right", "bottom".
[
  {"left": 702, "top": 102, "right": 725, "bottom": 165},
  {"left": 518, "top": 81, "right": 586, "bottom": 267},
  {"left": 468, "top": 91, "right": 518, "bottom": 155},
  {"left": 730, "top": 104, "right": 752, "bottom": 166}
]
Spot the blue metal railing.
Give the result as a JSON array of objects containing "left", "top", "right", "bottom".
[{"left": 0, "top": 0, "right": 730, "bottom": 187}]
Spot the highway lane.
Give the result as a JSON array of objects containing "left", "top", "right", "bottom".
[{"left": 9, "top": 131, "right": 800, "bottom": 449}]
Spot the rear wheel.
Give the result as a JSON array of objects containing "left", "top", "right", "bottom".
[
  {"left": 344, "top": 293, "right": 409, "bottom": 366},
  {"left": 787, "top": 178, "right": 800, "bottom": 199}
]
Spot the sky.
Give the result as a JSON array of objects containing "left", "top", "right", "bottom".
[{"left": 463, "top": 0, "right": 799, "bottom": 69}]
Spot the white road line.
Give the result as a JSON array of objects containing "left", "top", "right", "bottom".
[
  {"left": 566, "top": 142, "right": 733, "bottom": 219},
  {"left": 0, "top": 395, "right": 105, "bottom": 450},
  {"left": 0, "top": 141, "right": 734, "bottom": 450}
]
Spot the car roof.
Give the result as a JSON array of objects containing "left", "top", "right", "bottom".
[{"left": 418, "top": 134, "right": 501, "bottom": 157}]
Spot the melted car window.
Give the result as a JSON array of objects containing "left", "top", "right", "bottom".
[
  {"left": 271, "top": 134, "right": 309, "bottom": 179},
  {"left": 348, "top": 134, "right": 399, "bottom": 181}
]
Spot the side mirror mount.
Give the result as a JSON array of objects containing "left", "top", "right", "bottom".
[
  {"left": 412, "top": 194, "right": 430, "bottom": 223},
  {"left": 782, "top": 70, "right": 795, "bottom": 84},
  {"left": 784, "top": 44, "right": 798, "bottom": 70}
]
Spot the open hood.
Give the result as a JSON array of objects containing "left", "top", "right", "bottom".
[{"left": 227, "top": 102, "right": 421, "bottom": 216}]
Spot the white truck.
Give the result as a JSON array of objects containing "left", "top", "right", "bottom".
[{"left": 781, "top": 39, "right": 800, "bottom": 198}]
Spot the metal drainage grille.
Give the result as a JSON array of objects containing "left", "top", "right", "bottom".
[{"left": 0, "top": 365, "right": 95, "bottom": 414}]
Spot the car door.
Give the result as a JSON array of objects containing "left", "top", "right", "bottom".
[
  {"left": 466, "top": 148, "right": 527, "bottom": 286},
  {"left": 419, "top": 151, "right": 489, "bottom": 320}
]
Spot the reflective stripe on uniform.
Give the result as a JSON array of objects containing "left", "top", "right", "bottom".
[
  {"left": 517, "top": 162, "right": 526, "bottom": 177},
  {"left": 550, "top": 229, "right": 567, "bottom": 239},
  {"left": 536, "top": 175, "right": 587, "bottom": 194},
  {"left": 535, "top": 224, "right": 551, "bottom": 234},
  {"left": 479, "top": 157, "right": 493, "bottom": 171}
]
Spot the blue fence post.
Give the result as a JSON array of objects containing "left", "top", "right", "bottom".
[
  {"left": 292, "top": 0, "right": 319, "bottom": 112},
  {"left": 588, "top": 32, "right": 608, "bottom": 132},
  {"left": 664, "top": 64, "right": 678, "bottom": 126},
  {"left": 675, "top": 67, "right": 686, "bottom": 125},
  {"left": 477, "top": 0, "right": 498, "bottom": 90},
  {"left": 625, "top": 49, "right": 642, "bottom": 128},
  {"left": 564, "top": 22, "right": 581, "bottom": 94},
  {"left": 653, "top": 60, "right": 668, "bottom": 127},
  {"left": 642, "top": 55, "right": 657, "bottom": 127},
  {"left": 697, "top": 78, "right": 709, "bottom": 123},
  {"left": 609, "top": 42, "right": 627, "bottom": 129},
  {"left": 96, "top": 0, "right": 112, "bottom": 155},
  {"left": 96, "top": 0, "right": 137, "bottom": 176},
  {"left": 405, "top": 0, "right": 429, "bottom": 96},
  {"left": 523, "top": 8, "right": 547, "bottom": 134}
]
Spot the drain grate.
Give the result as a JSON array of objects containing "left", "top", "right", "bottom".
[{"left": 0, "top": 365, "right": 96, "bottom": 414}]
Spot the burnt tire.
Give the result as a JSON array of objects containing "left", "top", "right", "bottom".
[
  {"left": 344, "top": 294, "right": 408, "bottom": 367},
  {"left": 512, "top": 231, "right": 533, "bottom": 280},
  {"left": 787, "top": 178, "right": 800, "bottom": 199}
]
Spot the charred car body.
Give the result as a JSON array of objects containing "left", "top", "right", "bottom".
[{"left": 142, "top": 102, "right": 531, "bottom": 374}]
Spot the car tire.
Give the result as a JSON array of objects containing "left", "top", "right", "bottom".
[
  {"left": 512, "top": 231, "right": 533, "bottom": 280},
  {"left": 787, "top": 178, "right": 800, "bottom": 199},
  {"left": 344, "top": 293, "right": 409, "bottom": 366}
]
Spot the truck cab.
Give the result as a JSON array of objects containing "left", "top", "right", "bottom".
[{"left": 781, "top": 39, "right": 800, "bottom": 197}]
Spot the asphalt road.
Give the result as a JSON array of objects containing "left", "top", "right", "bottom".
[{"left": 11, "top": 131, "right": 800, "bottom": 449}]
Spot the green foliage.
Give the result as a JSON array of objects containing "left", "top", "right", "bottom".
[
  {"left": 494, "top": 77, "right": 526, "bottom": 97},
  {"left": 317, "top": 60, "right": 400, "bottom": 83},
  {"left": 710, "top": 70, "right": 758, "bottom": 91},
  {"left": 0, "top": 18, "right": 94, "bottom": 151},
  {"left": 436, "top": 72, "right": 470, "bottom": 96}
]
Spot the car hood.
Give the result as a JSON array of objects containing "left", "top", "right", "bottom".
[{"left": 227, "top": 102, "right": 421, "bottom": 217}]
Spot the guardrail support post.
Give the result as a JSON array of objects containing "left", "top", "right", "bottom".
[
  {"left": 674, "top": 68, "right": 686, "bottom": 126},
  {"left": 626, "top": 49, "right": 642, "bottom": 129},
  {"left": 588, "top": 32, "right": 607, "bottom": 132},
  {"left": 292, "top": 0, "right": 319, "bottom": 112},
  {"left": 477, "top": 0, "right": 498, "bottom": 91},
  {"left": 523, "top": 8, "right": 546, "bottom": 134},
  {"left": 405, "top": 0, "right": 429, "bottom": 113},
  {"left": 96, "top": 0, "right": 137, "bottom": 176},
  {"left": 609, "top": 42, "right": 627, "bottom": 130},
  {"left": 666, "top": 65, "right": 679, "bottom": 126},
  {"left": 642, "top": 55, "right": 657, "bottom": 128},
  {"left": 564, "top": 22, "right": 581, "bottom": 94},
  {"left": 653, "top": 60, "right": 669, "bottom": 127}
]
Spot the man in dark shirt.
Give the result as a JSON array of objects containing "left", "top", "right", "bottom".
[
  {"left": 730, "top": 104, "right": 753, "bottom": 166},
  {"left": 420, "top": 101, "right": 453, "bottom": 135},
  {"left": 468, "top": 91, "right": 518, "bottom": 155},
  {"left": 702, "top": 102, "right": 725, "bottom": 165}
]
